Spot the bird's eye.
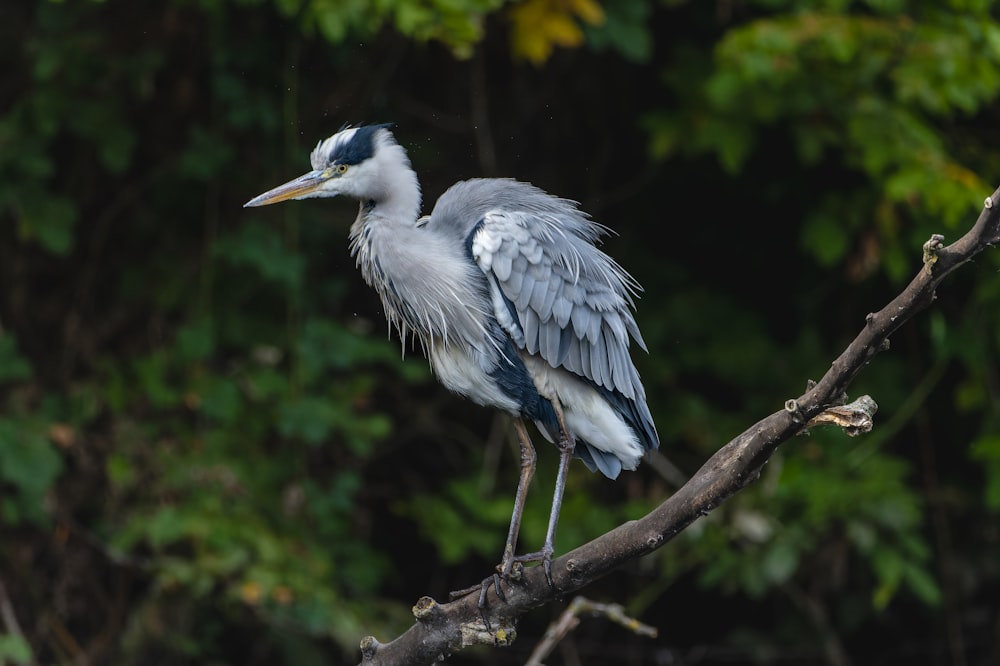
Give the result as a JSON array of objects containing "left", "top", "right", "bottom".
[{"left": 336, "top": 163, "right": 349, "bottom": 175}]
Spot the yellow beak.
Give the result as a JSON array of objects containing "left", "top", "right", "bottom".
[{"left": 244, "top": 170, "right": 328, "bottom": 207}]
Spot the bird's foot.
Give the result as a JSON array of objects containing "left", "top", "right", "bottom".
[
  {"left": 448, "top": 562, "right": 521, "bottom": 632},
  {"left": 449, "top": 545, "right": 557, "bottom": 632},
  {"left": 502, "top": 545, "right": 556, "bottom": 592}
]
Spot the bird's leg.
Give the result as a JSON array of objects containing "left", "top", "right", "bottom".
[
  {"left": 498, "top": 418, "right": 537, "bottom": 578},
  {"left": 450, "top": 418, "right": 537, "bottom": 629},
  {"left": 508, "top": 398, "right": 575, "bottom": 591},
  {"left": 459, "top": 409, "right": 574, "bottom": 630}
]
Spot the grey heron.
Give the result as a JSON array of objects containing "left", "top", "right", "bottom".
[{"left": 245, "top": 123, "right": 658, "bottom": 604}]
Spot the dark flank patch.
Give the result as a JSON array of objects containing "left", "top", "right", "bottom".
[
  {"left": 490, "top": 336, "right": 647, "bottom": 479},
  {"left": 329, "top": 123, "right": 394, "bottom": 166},
  {"left": 489, "top": 330, "right": 560, "bottom": 436}
]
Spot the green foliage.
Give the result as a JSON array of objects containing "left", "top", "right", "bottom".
[
  {"left": 2, "top": 0, "right": 999, "bottom": 663},
  {"left": 647, "top": 3, "right": 998, "bottom": 279},
  {"left": 266, "top": 0, "right": 505, "bottom": 58},
  {"left": 72, "top": 307, "right": 414, "bottom": 657},
  {"left": 636, "top": 11, "right": 1000, "bottom": 651},
  {"left": 90, "top": 248, "right": 418, "bottom": 650},
  {"left": 971, "top": 434, "right": 1000, "bottom": 511},
  {"left": 404, "top": 461, "right": 645, "bottom": 571},
  {"left": 0, "top": 337, "right": 32, "bottom": 384},
  {"left": 654, "top": 432, "right": 941, "bottom": 611},
  {"left": 583, "top": 0, "right": 653, "bottom": 62},
  {"left": 0, "top": 634, "right": 33, "bottom": 665},
  {"left": 0, "top": 417, "right": 63, "bottom": 525},
  {"left": 0, "top": 337, "right": 63, "bottom": 526},
  {"left": 403, "top": 476, "right": 517, "bottom": 564}
]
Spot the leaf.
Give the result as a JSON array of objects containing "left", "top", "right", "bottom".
[
  {"left": 178, "top": 126, "right": 236, "bottom": 180},
  {"left": 132, "top": 352, "right": 181, "bottom": 409},
  {"left": 0, "top": 336, "right": 33, "bottom": 383},
  {"left": 0, "top": 419, "right": 63, "bottom": 524},
  {"left": 17, "top": 194, "right": 77, "bottom": 255},
  {"left": 277, "top": 395, "right": 340, "bottom": 444},
  {"left": 0, "top": 634, "right": 33, "bottom": 664},
  {"left": 106, "top": 452, "right": 135, "bottom": 490},
  {"left": 196, "top": 376, "right": 243, "bottom": 425},
  {"left": 214, "top": 223, "right": 305, "bottom": 289},
  {"left": 509, "top": 0, "right": 604, "bottom": 64},
  {"left": 800, "top": 211, "right": 850, "bottom": 266},
  {"left": 401, "top": 478, "right": 510, "bottom": 564},
  {"left": 146, "top": 507, "right": 189, "bottom": 549},
  {"left": 903, "top": 561, "right": 941, "bottom": 606},
  {"left": 175, "top": 318, "right": 216, "bottom": 362},
  {"left": 971, "top": 435, "right": 1000, "bottom": 510}
]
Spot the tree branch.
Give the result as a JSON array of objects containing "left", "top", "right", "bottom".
[
  {"left": 524, "top": 595, "right": 658, "bottom": 666},
  {"left": 358, "top": 188, "right": 1000, "bottom": 665}
]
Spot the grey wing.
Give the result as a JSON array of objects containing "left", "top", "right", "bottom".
[{"left": 469, "top": 208, "right": 649, "bottom": 404}]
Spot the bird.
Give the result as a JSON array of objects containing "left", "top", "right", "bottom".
[{"left": 245, "top": 123, "right": 658, "bottom": 602}]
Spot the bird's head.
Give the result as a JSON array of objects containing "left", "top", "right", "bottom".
[{"left": 244, "top": 123, "right": 410, "bottom": 208}]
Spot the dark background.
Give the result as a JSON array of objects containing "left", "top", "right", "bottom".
[{"left": 1, "top": 1, "right": 999, "bottom": 664}]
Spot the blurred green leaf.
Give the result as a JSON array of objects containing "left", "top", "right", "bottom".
[
  {"left": 17, "top": 195, "right": 77, "bottom": 255},
  {"left": 277, "top": 395, "right": 341, "bottom": 444},
  {"left": 0, "top": 419, "right": 63, "bottom": 525},
  {"left": 175, "top": 318, "right": 216, "bottom": 362},
  {"left": 0, "top": 634, "right": 33, "bottom": 664},
  {"left": 971, "top": 435, "right": 1000, "bottom": 510},
  {"left": 0, "top": 337, "right": 33, "bottom": 383},
  {"left": 801, "top": 212, "right": 850, "bottom": 266},
  {"left": 402, "top": 477, "right": 512, "bottom": 563},
  {"left": 214, "top": 223, "right": 306, "bottom": 289},
  {"left": 196, "top": 376, "right": 243, "bottom": 425}
]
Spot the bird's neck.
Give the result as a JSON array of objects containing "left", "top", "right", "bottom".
[
  {"left": 349, "top": 191, "right": 420, "bottom": 258},
  {"left": 347, "top": 181, "right": 494, "bottom": 355},
  {"left": 348, "top": 175, "right": 422, "bottom": 310},
  {"left": 360, "top": 157, "right": 423, "bottom": 229},
  {"left": 348, "top": 161, "right": 422, "bottom": 259},
  {"left": 363, "top": 187, "right": 421, "bottom": 227}
]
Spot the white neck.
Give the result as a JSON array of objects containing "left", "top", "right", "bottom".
[{"left": 359, "top": 137, "right": 422, "bottom": 225}]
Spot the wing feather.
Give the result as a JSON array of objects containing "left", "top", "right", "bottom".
[
  {"left": 522, "top": 306, "right": 540, "bottom": 355},
  {"left": 577, "top": 331, "right": 592, "bottom": 378},
  {"left": 543, "top": 319, "right": 562, "bottom": 362},
  {"left": 557, "top": 327, "right": 574, "bottom": 366},
  {"left": 591, "top": 327, "right": 607, "bottom": 389},
  {"left": 507, "top": 254, "right": 526, "bottom": 294},
  {"left": 465, "top": 186, "right": 648, "bottom": 407},
  {"left": 529, "top": 275, "right": 549, "bottom": 314},
  {"left": 552, "top": 295, "right": 573, "bottom": 329},
  {"left": 492, "top": 250, "right": 513, "bottom": 281}
]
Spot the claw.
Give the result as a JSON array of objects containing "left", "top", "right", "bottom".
[
  {"left": 507, "top": 548, "right": 555, "bottom": 592},
  {"left": 448, "top": 582, "right": 480, "bottom": 600},
  {"left": 473, "top": 571, "right": 513, "bottom": 632}
]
